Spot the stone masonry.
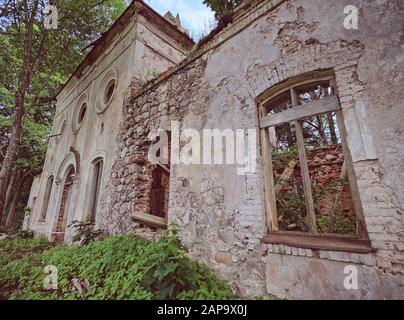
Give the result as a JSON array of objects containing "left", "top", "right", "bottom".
[
  {"left": 27, "top": 0, "right": 403, "bottom": 299},
  {"left": 107, "top": 0, "right": 403, "bottom": 298}
]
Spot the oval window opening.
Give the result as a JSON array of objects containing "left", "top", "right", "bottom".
[
  {"left": 104, "top": 80, "right": 116, "bottom": 104},
  {"left": 78, "top": 103, "right": 87, "bottom": 124}
]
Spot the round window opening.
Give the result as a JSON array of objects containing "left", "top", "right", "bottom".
[
  {"left": 78, "top": 103, "right": 87, "bottom": 124},
  {"left": 104, "top": 80, "right": 116, "bottom": 105}
]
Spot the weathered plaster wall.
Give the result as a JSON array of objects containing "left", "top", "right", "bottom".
[
  {"left": 134, "top": 15, "right": 188, "bottom": 82},
  {"left": 28, "top": 11, "right": 190, "bottom": 242},
  {"left": 23, "top": 175, "right": 41, "bottom": 231},
  {"left": 28, "top": 18, "right": 137, "bottom": 240},
  {"left": 110, "top": 0, "right": 403, "bottom": 298}
]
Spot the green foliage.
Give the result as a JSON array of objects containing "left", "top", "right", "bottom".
[
  {"left": 0, "top": 236, "right": 52, "bottom": 299},
  {"left": 272, "top": 145, "right": 356, "bottom": 235},
  {"left": 272, "top": 145, "right": 298, "bottom": 175},
  {"left": 141, "top": 230, "right": 233, "bottom": 300},
  {"left": 272, "top": 146, "right": 308, "bottom": 231},
  {"left": 69, "top": 220, "right": 105, "bottom": 245},
  {"left": 317, "top": 216, "right": 356, "bottom": 235},
  {"left": 0, "top": 233, "right": 235, "bottom": 300},
  {"left": 203, "top": 0, "right": 243, "bottom": 20},
  {"left": 276, "top": 191, "right": 309, "bottom": 232}
]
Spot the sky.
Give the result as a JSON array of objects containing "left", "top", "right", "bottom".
[{"left": 143, "top": 0, "right": 216, "bottom": 40}]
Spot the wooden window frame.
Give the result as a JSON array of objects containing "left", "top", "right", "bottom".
[
  {"left": 258, "top": 73, "right": 370, "bottom": 252},
  {"left": 132, "top": 212, "right": 168, "bottom": 229}
]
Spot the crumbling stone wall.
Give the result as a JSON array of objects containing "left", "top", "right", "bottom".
[
  {"left": 108, "top": 0, "right": 403, "bottom": 298},
  {"left": 109, "top": 55, "right": 269, "bottom": 297},
  {"left": 107, "top": 58, "right": 209, "bottom": 232}
]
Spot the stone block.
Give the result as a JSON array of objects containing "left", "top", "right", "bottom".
[{"left": 265, "top": 253, "right": 403, "bottom": 299}]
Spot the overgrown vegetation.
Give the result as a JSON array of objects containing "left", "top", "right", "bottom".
[
  {"left": 272, "top": 142, "right": 356, "bottom": 234},
  {"left": 317, "top": 216, "right": 356, "bottom": 235},
  {"left": 0, "top": 232, "right": 235, "bottom": 300},
  {"left": 203, "top": 0, "right": 243, "bottom": 20},
  {"left": 69, "top": 220, "right": 105, "bottom": 245}
]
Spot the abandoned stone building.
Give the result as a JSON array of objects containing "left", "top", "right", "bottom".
[{"left": 24, "top": 0, "right": 403, "bottom": 299}]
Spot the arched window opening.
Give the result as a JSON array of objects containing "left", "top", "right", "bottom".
[
  {"left": 39, "top": 176, "right": 54, "bottom": 221},
  {"left": 89, "top": 158, "right": 104, "bottom": 222},
  {"left": 53, "top": 166, "right": 76, "bottom": 243},
  {"left": 259, "top": 73, "right": 368, "bottom": 245}
]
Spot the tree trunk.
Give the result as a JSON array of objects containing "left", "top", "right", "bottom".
[
  {"left": 4, "top": 170, "right": 16, "bottom": 213},
  {"left": 327, "top": 113, "right": 338, "bottom": 145},
  {"left": 5, "top": 190, "right": 20, "bottom": 230},
  {"left": 0, "top": 92, "right": 25, "bottom": 223},
  {"left": 0, "top": 0, "right": 40, "bottom": 224},
  {"left": 5, "top": 171, "right": 25, "bottom": 229},
  {"left": 316, "top": 115, "right": 327, "bottom": 145}
]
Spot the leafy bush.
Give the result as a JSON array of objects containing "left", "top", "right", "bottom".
[
  {"left": 0, "top": 233, "right": 234, "bottom": 300},
  {"left": 69, "top": 220, "right": 105, "bottom": 245}
]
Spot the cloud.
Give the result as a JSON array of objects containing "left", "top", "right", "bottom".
[{"left": 144, "top": 0, "right": 215, "bottom": 40}]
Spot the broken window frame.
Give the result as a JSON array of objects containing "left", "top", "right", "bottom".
[
  {"left": 133, "top": 130, "right": 171, "bottom": 229},
  {"left": 258, "top": 72, "right": 369, "bottom": 246}
]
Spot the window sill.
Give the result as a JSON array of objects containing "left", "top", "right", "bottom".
[
  {"left": 263, "top": 232, "right": 374, "bottom": 254},
  {"left": 132, "top": 212, "right": 168, "bottom": 229}
]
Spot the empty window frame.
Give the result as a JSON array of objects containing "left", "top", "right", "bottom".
[
  {"left": 39, "top": 175, "right": 54, "bottom": 221},
  {"left": 150, "top": 131, "right": 171, "bottom": 220},
  {"left": 259, "top": 75, "right": 368, "bottom": 239},
  {"left": 89, "top": 158, "right": 104, "bottom": 222}
]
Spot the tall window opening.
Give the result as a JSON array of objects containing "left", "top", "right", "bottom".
[
  {"left": 89, "top": 158, "right": 104, "bottom": 222},
  {"left": 39, "top": 176, "right": 54, "bottom": 221},
  {"left": 150, "top": 131, "right": 171, "bottom": 220},
  {"left": 53, "top": 167, "right": 75, "bottom": 243},
  {"left": 259, "top": 73, "right": 368, "bottom": 244}
]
